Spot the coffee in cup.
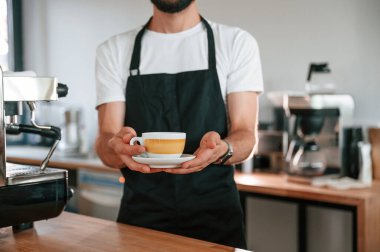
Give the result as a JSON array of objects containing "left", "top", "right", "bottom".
[{"left": 130, "top": 132, "right": 186, "bottom": 158}]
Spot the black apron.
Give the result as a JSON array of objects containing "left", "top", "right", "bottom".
[{"left": 119, "top": 17, "right": 246, "bottom": 249}]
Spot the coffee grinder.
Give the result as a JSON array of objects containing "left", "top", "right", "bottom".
[{"left": 0, "top": 66, "right": 72, "bottom": 230}]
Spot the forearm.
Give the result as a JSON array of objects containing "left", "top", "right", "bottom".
[
  {"left": 223, "top": 92, "right": 259, "bottom": 166},
  {"left": 95, "top": 132, "right": 124, "bottom": 169},
  {"left": 224, "top": 128, "right": 257, "bottom": 165}
]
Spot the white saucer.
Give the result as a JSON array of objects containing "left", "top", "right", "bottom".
[{"left": 132, "top": 154, "right": 195, "bottom": 168}]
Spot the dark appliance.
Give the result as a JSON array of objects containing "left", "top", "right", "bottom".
[
  {"left": 267, "top": 92, "right": 355, "bottom": 177},
  {"left": 341, "top": 127, "right": 364, "bottom": 179},
  {"left": 285, "top": 108, "right": 339, "bottom": 177}
]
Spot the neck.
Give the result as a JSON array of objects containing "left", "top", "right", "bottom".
[{"left": 149, "top": 2, "right": 201, "bottom": 33}]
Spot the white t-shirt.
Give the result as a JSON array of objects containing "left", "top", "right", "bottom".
[{"left": 95, "top": 20, "right": 263, "bottom": 107}]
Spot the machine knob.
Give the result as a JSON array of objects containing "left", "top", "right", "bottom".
[
  {"left": 57, "top": 83, "right": 69, "bottom": 98},
  {"left": 68, "top": 187, "right": 75, "bottom": 200}
]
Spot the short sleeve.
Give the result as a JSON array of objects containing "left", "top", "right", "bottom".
[
  {"left": 95, "top": 39, "right": 126, "bottom": 108},
  {"left": 226, "top": 30, "right": 264, "bottom": 94}
]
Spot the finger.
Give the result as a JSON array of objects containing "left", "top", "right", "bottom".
[
  {"left": 201, "top": 131, "right": 220, "bottom": 149},
  {"left": 149, "top": 168, "right": 166, "bottom": 173},
  {"left": 116, "top": 143, "right": 145, "bottom": 156},
  {"left": 141, "top": 167, "right": 164, "bottom": 173},
  {"left": 115, "top": 127, "right": 135, "bottom": 138},
  {"left": 119, "top": 128, "right": 138, "bottom": 144},
  {"left": 181, "top": 156, "right": 206, "bottom": 169},
  {"left": 193, "top": 148, "right": 200, "bottom": 156},
  {"left": 165, "top": 166, "right": 203, "bottom": 174},
  {"left": 181, "top": 154, "right": 214, "bottom": 169},
  {"left": 120, "top": 155, "right": 148, "bottom": 172},
  {"left": 109, "top": 138, "right": 146, "bottom": 156},
  {"left": 120, "top": 155, "right": 165, "bottom": 173},
  {"left": 183, "top": 147, "right": 218, "bottom": 168},
  {"left": 122, "top": 132, "right": 138, "bottom": 144},
  {"left": 119, "top": 155, "right": 162, "bottom": 173},
  {"left": 119, "top": 127, "right": 137, "bottom": 136}
]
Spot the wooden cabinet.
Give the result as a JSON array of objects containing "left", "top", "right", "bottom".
[{"left": 236, "top": 173, "right": 380, "bottom": 252}]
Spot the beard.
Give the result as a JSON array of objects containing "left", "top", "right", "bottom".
[{"left": 151, "top": 0, "right": 194, "bottom": 13}]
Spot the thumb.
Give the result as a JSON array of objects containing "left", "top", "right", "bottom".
[{"left": 201, "top": 131, "right": 221, "bottom": 149}]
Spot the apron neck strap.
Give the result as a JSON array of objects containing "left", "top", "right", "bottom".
[{"left": 129, "top": 16, "right": 216, "bottom": 76}]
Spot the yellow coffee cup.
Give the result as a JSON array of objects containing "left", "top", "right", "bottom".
[{"left": 130, "top": 132, "right": 186, "bottom": 158}]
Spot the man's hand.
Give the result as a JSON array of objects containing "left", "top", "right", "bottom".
[
  {"left": 165, "top": 131, "right": 228, "bottom": 174},
  {"left": 108, "top": 127, "right": 163, "bottom": 173}
]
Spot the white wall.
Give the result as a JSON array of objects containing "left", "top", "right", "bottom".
[
  {"left": 22, "top": 0, "right": 152, "bottom": 149},
  {"left": 22, "top": 0, "right": 380, "bottom": 149},
  {"left": 199, "top": 0, "right": 380, "bottom": 124}
]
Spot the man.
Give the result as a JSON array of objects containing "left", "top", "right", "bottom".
[{"left": 95, "top": 0, "right": 263, "bottom": 249}]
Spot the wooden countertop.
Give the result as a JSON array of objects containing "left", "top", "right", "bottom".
[
  {"left": 234, "top": 172, "right": 380, "bottom": 206},
  {"left": 0, "top": 212, "right": 237, "bottom": 252}
]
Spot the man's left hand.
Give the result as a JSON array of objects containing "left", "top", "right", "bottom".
[{"left": 165, "top": 131, "right": 227, "bottom": 174}]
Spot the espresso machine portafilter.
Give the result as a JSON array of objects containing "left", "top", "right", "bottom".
[{"left": 0, "top": 66, "right": 72, "bottom": 230}]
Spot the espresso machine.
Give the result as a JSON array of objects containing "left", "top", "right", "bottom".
[
  {"left": 0, "top": 66, "right": 72, "bottom": 230},
  {"left": 267, "top": 92, "right": 355, "bottom": 178}
]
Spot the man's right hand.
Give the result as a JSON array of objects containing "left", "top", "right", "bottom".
[{"left": 108, "top": 127, "right": 162, "bottom": 173}]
